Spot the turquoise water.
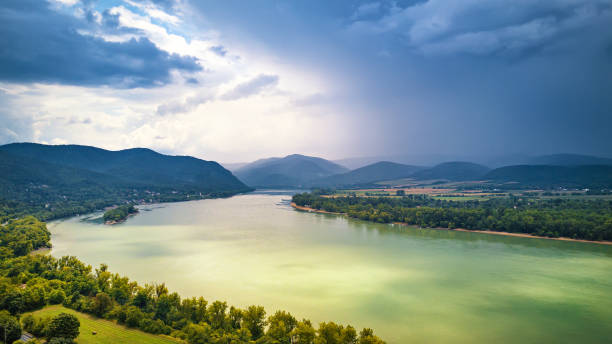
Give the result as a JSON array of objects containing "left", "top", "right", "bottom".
[{"left": 49, "top": 192, "right": 612, "bottom": 343}]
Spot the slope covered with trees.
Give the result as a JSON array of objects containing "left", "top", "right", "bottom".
[
  {"left": 1, "top": 143, "right": 248, "bottom": 191},
  {"left": 0, "top": 144, "right": 251, "bottom": 222}
]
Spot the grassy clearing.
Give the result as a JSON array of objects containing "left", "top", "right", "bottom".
[{"left": 24, "top": 305, "right": 183, "bottom": 344}]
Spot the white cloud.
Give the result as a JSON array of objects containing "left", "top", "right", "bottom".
[
  {"left": 221, "top": 74, "right": 279, "bottom": 100},
  {"left": 0, "top": 0, "right": 353, "bottom": 162}
]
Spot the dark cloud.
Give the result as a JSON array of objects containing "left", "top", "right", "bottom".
[
  {"left": 221, "top": 74, "right": 279, "bottom": 100},
  {"left": 189, "top": 0, "right": 612, "bottom": 157},
  {"left": 0, "top": 0, "right": 201, "bottom": 88}
]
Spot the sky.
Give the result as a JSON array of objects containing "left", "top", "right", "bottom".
[{"left": 1, "top": 0, "right": 611, "bottom": 163}]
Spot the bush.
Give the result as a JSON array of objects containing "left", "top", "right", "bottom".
[
  {"left": 48, "top": 290, "right": 66, "bottom": 305},
  {"left": 46, "top": 313, "right": 80, "bottom": 340}
]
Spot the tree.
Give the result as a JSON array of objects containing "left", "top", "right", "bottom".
[
  {"left": 291, "top": 320, "right": 316, "bottom": 344},
  {"left": 0, "top": 310, "right": 21, "bottom": 344},
  {"left": 316, "top": 322, "right": 342, "bottom": 344},
  {"left": 48, "top": 290, "right": 66, "bottom": 305},
  {"left": 125, "top": 306, "right": 145, "bottom": 328},
  {"left": 242, "top": 305, "right": 266, "bottom": 340},
  {"left": 46, "top": 313, "right": 80, "bottom": 341},
  {"left": 358, "top": 328, "right": 385, "bottom": 344},
  {"left": 267, "top": 310, "right": 297, "bottom": 344},
  {"left": 92, "top": 292, "right": 113, "bottom": 316},
  {"left": 207, "top": 301, "right": 228, "bottom": 330},
  {"left": 340, "top": 325, "right": 357, "bottom": 344}
]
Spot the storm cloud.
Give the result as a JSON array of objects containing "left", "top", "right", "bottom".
[{"left": 0, "top": 0, "right": 200, "bottom": 88}]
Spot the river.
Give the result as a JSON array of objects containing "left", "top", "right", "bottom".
[{"left": 49, "top": 191, "right": 612, "bottom": 343}]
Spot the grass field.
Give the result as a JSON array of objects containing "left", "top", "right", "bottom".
[{"left": 25, "top": 305, "right": 184, "bottom": 344}]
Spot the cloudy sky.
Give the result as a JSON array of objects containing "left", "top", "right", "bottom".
[{"left": 1, "top": 0, "right": 611, "bottom": 163}]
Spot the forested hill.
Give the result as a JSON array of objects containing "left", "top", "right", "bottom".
[
  {"left": 484, "top": 165, "right": 612, "bottom": 188},
  {"left": 410, "top": 161, "right": 490, "bottom": 181},
  {"left": 235, "top": 154, "right": 348, "bottom": 188},
  {"left": 0, "top": 143, "right": 250, "bottom": 221},
  {"left": 310, "top": 161, "right": 424, "bottom": 187},
  {"left": 0, "top": 143, "right": 247, "bottom": 190}
]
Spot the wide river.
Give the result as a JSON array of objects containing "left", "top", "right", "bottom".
[{"left": 49, "top": 191, "right": 612, "bottom": 343}]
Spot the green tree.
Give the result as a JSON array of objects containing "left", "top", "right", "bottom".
[
  {"left": 358, "top": 328, "right": 385, "bottom": 344},
  {"left": 267, "top": 310, "right": 297, "bottom": 344},
  {"left": 92, "top": 292, "right": 113, "bottom": 316},
  {"left": 207, "top": 301, "right": 228, "bottom": 330},
  {"left": 0, "top": 310, "right": 21, "bottom": 344},
  {"left": 291, "top": 320, "right": 316, "bottom": 344},
  {"left": 46, "top": 313, "right": 80, "bottom": 341},
  {"left": 47, "top": 290, "right": 66, "bottom": 305},
  {"left": 125, "top": 306, "right": 145, "bottom": 328},
  {"left": 242, "top": 305, "right": 267, "bottom": 340}
]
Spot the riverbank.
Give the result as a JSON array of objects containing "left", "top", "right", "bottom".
[{"left": 291, "top": 203, "right": 612, "bottom": 245}]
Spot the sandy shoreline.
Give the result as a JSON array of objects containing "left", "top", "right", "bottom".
[{"left": 290, "top": 203, "right": 612, "bottom": 246}]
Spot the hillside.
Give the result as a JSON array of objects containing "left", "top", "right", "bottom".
[
  {"left": 527, "top": 154, "right": 612, "bottom": 166},
  {"left": 484, "top": 165, "right": 612, "bottom": 188},
  {"left": 0, "top": 143, "right": 250, "bottom": 220},
  {"left": 235, "top": 154, "right": 349, "bottom": 187},
  {"left": 411, "top": 161, "right": 490, "bottom": 181},
  {"left": 0, "top": 143, "right": 248, "bottom": 191},
  {"left": 311, "top": 161, "right": 424, "bottom": 187}
]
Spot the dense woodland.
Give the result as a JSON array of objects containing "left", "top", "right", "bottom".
[
  {"left": 292, "top": 193, "right": 612, "bottom": 241},
  {"left": 0, "top": 207, "right": 384, "bottom": 343}
]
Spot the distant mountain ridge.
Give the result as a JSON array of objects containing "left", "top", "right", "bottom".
[
  {"left": 235, "top": 154, "right": 348, "bottom": 188},
  {"left": 310, "top": 161, "right": 424, "bottom": 187},
  {"left": 410, "top": 162, "right": 490, "bottom": 181},
  {"left": 527, "top": 154, "right": 612, "bottom": 166},
  {"left": 484, "top": 165, "right": 612, "bottom": 188},
  {"left": 0, "top": 142, "right": 249, "bottom": 193}
]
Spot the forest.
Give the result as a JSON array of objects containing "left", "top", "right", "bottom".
[
  {"left": 0, "top": 207, "right": 385, "bottom": 343},
  {"left": 292, "top": 193, "right": 612, "bottom": 241}
]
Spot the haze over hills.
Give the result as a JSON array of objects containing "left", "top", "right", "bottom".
[
  {"left": 484, "top": 165, "right": 612, "bottom": 189},
  {"left": 526, "top": 154, "right": 612, "bottom": 166},
  {"left": 334, "top": 153, "right": 612, "bottom": 170},
  {"left": 310, "top": 161, "right": 424, "bottom": 187},
  {"left": 0, "top": 143, "right": 250, "bottom": 206},
  {"left": 410, "top": 162, "right": 491, "bottom": 181},
  {"left": 234, "top": 154, "right": 348, "bottom": 188}
]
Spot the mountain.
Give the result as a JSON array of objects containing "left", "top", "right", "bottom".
[
  {"left": 484, "top": 165, "right": 612, "bottom": 188},
  {"left": 411, "top": 162, "right": 490, "bottom": 181},
  {"left": 311, "top": 161, "right": 424, "bottom": 187},
  {"left": 0, "top": 143, "right": 249, "bottom": 193},
  {"left": 235, "top": 154, "right": 349, "bottom": 188},
  {"left": 0, "top": 150, "right": 123, "bottom": 191},
  {"left": 527, "top": 154, "right": 612, "bottom": 166}
]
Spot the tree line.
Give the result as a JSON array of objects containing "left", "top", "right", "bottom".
[{"left": 292, "top": 193, "right": 612, "bottom": 241}]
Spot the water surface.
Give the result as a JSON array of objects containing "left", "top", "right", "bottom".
[{"left": 49, "top": 192, "right": 612, "bottom": 343}]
